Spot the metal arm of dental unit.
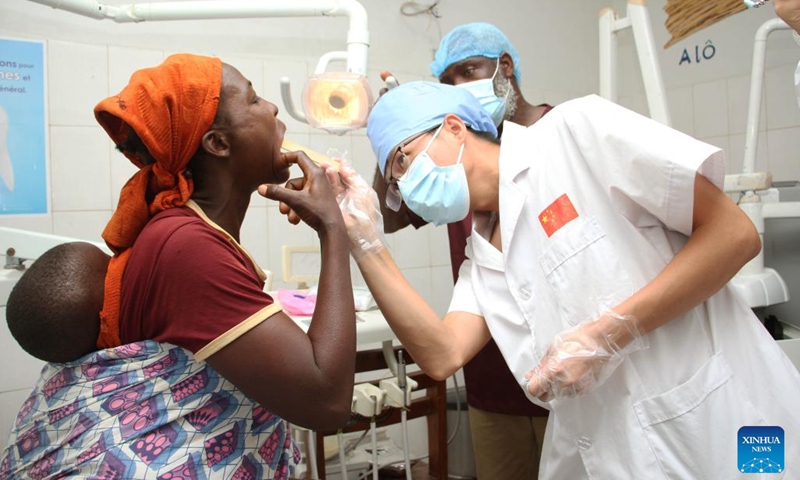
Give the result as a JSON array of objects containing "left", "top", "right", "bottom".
[
  {"left": 599, "top": 0, "right": 672, "bottom": 127},
  {"left": 729, "top": 18, "right": 797, "bottom": 308},
  {"left": 26, "top": 0, "right": 371, "bottom": 130}
]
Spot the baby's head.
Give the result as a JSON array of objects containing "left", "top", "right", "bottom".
[{"left": 6, "top": 242, "right": 109, "bottom": 363}]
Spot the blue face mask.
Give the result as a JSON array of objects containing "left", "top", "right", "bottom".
[
  {"left": 455, "top": 61, "right": 509, "bottom": 126},
  {"left": 397, "top": 124, "right": 470, "bottom": 226}
]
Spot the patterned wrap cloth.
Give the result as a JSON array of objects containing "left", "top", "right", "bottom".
[{"left": 0, "top": 341, "right": 299, "bottom": 479}]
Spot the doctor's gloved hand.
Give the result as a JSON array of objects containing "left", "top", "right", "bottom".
[
  {"left": 326, "top": 162, "right": 387, "bottom": 260},
  {"left": 524, "top": 311, "right": 648, "bottom": 402}
]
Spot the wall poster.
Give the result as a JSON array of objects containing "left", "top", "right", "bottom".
[{"left": 0, "top": 37, "right": 47, "bottom": 215}]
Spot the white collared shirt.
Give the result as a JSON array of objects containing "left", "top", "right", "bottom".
[{"left": 448, "top": 95, "right": 800, "bottom": 479}]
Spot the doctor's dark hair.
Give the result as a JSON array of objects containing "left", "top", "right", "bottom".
[
  {"left": 468, "top": 126, "right": 500, "bottom": 145},
  {"left": 6, "top": 242, "right": 107, "bottom": 363}
]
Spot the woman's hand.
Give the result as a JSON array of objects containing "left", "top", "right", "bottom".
[{"left": 258, "top": 151, "right": 344, "bottom": 233}]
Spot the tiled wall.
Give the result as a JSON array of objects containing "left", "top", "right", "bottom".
[
  {"left": 611, "top": 0, "right": 800, "bottom": 180},
  {"left": 619, "top": 64, "right": 800, "bottom": 180}
]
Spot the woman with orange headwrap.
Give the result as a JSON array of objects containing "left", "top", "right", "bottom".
[{"left": 1, "top": 54, "right": 356, "bottom": 479}]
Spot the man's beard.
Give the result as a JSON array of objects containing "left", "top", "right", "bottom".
[{"left": 494, "top": 72, "right": 518, "bottom": 121}]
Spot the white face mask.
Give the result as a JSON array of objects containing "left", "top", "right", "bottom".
[{"left": 455, "top": 61, "right": 509, "bottom": 127}]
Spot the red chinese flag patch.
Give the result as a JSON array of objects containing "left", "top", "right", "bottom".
[{"left": 539, "top": 194, "right": 579, "bottom": 237}]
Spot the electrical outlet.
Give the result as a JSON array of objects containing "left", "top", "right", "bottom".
[
  {"left": 352, "top": 383, "right": 384, "bottom": 417},
  {"left": 379, "top": 377, "right": 418, "bottom": 408}
]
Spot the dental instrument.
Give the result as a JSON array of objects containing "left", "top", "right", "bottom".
[
  {"left": 744, "top": 0, "right": 771, "bottom": 8},
  {"left": 280, "top": 138, "right": 340, "bottom": 171},
  {"left": 308, "top": 430, "right": 319, "bottom": 480},
  {"left": 397, "top": 351, "right": 412, "bottom": 480},
  {"left": 337, "top": 429, "right": 349, "bottom": 480}
]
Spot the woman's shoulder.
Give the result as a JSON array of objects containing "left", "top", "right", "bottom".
[{"left": 134, "top": 207, "right": 230, "bottom": 261}]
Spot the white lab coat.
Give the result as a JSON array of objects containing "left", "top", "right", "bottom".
[{"left": 449, "top": 95, "right": 800, "bottom": 479}]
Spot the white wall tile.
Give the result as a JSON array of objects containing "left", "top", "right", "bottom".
[
  {"left": 765, "top": 64, "right": 800, "bottom": 131},
  {"left": 0, "top": 388, "right": 34, "bottom": 452},
  {"left": 541, "top": 90, "right": 573, "bottom": 106},
  {"left": 388, "top": 224, "right": 431, "bottom": 269},
  {"left": 729, "top": 133, "right": 769, "bottom": 175},
  {"left": 108, "top": 46, "right": 164, "bottom": 94},
  {"left": 350, "top": 135, "right": 378, "bottom": 180},
  {"left": 49, "top": 126, "right": 112, "bottom": 212},
  {"left": 767, "top": 127, "right": 800, "bottom": 181},
  {"left": 667, "top": 86, "right": 694, "bottom": 137},
  {"left": 523, "top": 87, "right": 547, "bottom": 106},
  {"left": 52, "top": 210, "right": 111, "bottom": 241},
  {"left": 48, "top": 40, "right": 108, "bottom": 126},
  {"left": 401, "top": 267, "right": 433, "bottom": 307},
  {"left": 0, "top": 215, "right": 52, "bottom": 234},
  {"left": 240, "top": 206, "right": 269, "bottom": 272},
  {"left": 727, "top": 74, "right": 766, "bottom": 136},
  {"left": 0, "top": 306, "right": 46, "bottom": 392},
  {"left": 617, "top": 94, "right": 649, "bottom": 118},
  {"left": 262, "top": 58, "right": 311, "bottom": 135},
  {"left": 266, "top": 205, "right": 317, "bottom": 289},
  {"left": 431, "top": 265, "right": 455, "bottom": 317},
  {"left": 219, "top": 56, "right": 265, "bottom": 96},
  {"left": 428, "top": 225, "right": 451, "bottom": 269},
  {"left": 693, "top": 80, "right": 729, "bottom": 139}
]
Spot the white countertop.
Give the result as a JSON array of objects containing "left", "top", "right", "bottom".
[{"left": 278, "top": 305, "right": 398, "bottom": 351}]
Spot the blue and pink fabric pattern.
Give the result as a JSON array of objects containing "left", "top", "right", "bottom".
[{"left": 0, "top": 341, "right": 300, "bottom": 479}]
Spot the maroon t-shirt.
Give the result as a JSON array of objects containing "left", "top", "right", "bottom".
[
  {"left": 119, "top": 208, "right": 275, "bottom": 354},
  {"left": 452, "top": 106, "right": 554, "bottom": 417}
]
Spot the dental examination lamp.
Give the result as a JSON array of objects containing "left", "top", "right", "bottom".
[{"left": 25, "top": 0, "right": 374, "bottom": 135}]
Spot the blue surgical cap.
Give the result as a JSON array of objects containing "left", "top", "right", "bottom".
[
  {"left": 367, "top": 81, "right": 498, "bottom": 175},
  {"left": 430, "top": 22, "right": 522, "bottom": 81}
]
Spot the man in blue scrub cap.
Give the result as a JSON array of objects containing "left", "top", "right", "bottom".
[
  {"left": 374, "top": 23, "right": 554, "bottom": 479},
  {"left": 328, "top": 80, "right": 800, "bottom": 480}
]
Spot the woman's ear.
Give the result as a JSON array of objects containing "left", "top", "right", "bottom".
[{"left": 200, "top": 129, "right": 230, "bottom": 158}]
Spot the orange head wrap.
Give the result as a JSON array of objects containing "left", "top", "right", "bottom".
[{"left": 94, "top": 53, "right": 222, "bottom": 348}]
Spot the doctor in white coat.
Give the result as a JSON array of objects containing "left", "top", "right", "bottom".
[{"left": 278, "top": 81, "right": 800, "bottom": 479}]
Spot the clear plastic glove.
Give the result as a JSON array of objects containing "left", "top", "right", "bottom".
[
  {"left": 326, "top": 161, "right": 387, "bottom": 259},
  {"left": 524, "top": 311, "right": 648, "bottom": 402}
]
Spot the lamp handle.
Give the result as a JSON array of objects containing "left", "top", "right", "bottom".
[{"left": 280, "top": 77, "right": 308, "bottom": 124}]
